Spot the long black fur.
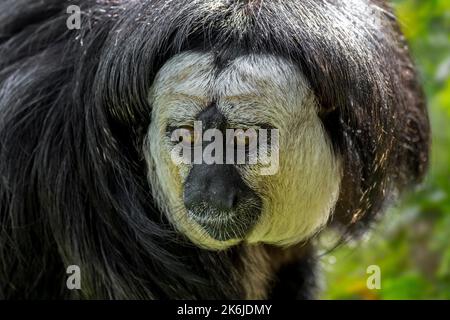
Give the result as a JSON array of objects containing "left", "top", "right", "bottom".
[{"left": 0, "top": 0, "right": 429, "bottom": 299}]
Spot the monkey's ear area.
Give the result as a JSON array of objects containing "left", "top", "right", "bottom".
[
  {"left": 328, "top": 106, "right": 430, "bottom": 240},
  {"left": 325, "top": 37, "right": 431, "bottom": 239}
]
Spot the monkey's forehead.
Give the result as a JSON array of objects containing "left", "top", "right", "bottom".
[
  {"left": 148, "top": 52, "right": 318, "bottom": 127},
  {"left": 150, "top": 52, "right": 310, "bottom": 101}
]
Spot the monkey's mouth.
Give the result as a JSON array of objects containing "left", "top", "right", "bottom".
[{"left": 187, "top": 209, "right": 259, "bottom": 241}]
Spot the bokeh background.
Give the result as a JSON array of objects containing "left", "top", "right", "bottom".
[{"left": 322, "top": 0, "right": 450, "bottom": 299}]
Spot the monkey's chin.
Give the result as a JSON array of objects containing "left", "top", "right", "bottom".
[
  {"left": 178, "top": 218, "right": 246, "bottom": 251},
  {"left": 181, "top": 222, "right": 304, "bottom": 251},
  {"left": 193, "top": 221, "right": 243, "bottom": 242},
  {"left": 185, "top": 229, "right": 243, "bottom": 251},
  {"left": 187, "top": 211, "right": 256, "bottom": 242}
]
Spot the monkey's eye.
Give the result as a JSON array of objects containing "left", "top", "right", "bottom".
[
  {"left": 178, "top": 125, "right": 202, "bottom": 146},
  {"left": 234, "top": 129, "right": 257, "bottom": 148}
]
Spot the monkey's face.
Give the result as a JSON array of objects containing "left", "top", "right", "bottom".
[{"left": 145, "top": 52, "right": 342, "bottom": 250}]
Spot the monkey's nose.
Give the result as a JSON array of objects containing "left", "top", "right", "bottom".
[
  {"left": 184, "top": 179, "right": 238, "bottom": 212},
  {"left": 183, "top": 164, "right": 242, "bottom": 214},
  {"left": 183, "top": 164, "right": 262, "bottom": 241},
  {"left": 184, "top": 168, "right": 240, "bottom": 213}
]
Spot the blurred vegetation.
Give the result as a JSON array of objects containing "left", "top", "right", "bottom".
[{"left": 322, "top": 0, "right": 450, "bottom": 300}]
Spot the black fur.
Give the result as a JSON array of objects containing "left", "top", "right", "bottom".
[{"left": 0, "top": 0, "right": 429, "bottom": 299}]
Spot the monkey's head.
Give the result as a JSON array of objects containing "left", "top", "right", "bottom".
[{"left": 130, "top": 1, "right": 429, "bottom": 250}]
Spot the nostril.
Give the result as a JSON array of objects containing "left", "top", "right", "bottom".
[
  {"left": 215, "top": 193, "right": 234, "bottom": 211},
  {"left": 184, "top": 186, "right": 238, "bottom": 212},
  {"left": 227, "top": 192, "right": 239, "bottom": 210}
]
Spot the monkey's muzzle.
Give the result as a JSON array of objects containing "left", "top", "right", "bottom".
[{"left": 183, "top": 164, "right": 262, "bottom": 241}]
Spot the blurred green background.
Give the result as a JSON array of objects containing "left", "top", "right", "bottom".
[{"left": 322, "top": 0, "right": 450, "bottom": 300}]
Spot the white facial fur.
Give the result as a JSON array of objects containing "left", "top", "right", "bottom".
[{"left": 145, "top": 51, "right": 342, "bottom": 250}]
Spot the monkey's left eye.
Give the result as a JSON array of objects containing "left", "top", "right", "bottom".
[{"left": 234, "top": 130, "right": 258, "bottom": 148}]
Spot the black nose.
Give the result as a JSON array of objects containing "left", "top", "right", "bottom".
[
  {"left": 183, "top": 165, "right": 243, "bottom": 213},
  {"left": 183, "top": 163, "right": 262, "bottom": 241}
]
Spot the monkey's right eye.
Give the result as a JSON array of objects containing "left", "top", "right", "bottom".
[{"left": 177, "top": 125, "right": 202, "bottom": 146}]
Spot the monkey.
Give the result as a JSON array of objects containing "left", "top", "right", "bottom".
[{"left": 0, "top": 0, "right": 430, "bottom": 299}]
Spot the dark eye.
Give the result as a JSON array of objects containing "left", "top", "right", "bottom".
[
  {"left": 178, "top": 125, "right": 202, "bottom": 146},
  {"left": 234, "top": 130, "right": 257, "bottom": 147}
]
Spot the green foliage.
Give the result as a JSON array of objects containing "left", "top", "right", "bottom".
[{"left": 322, "top": 0, "right": 450, "bottom": 300}]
